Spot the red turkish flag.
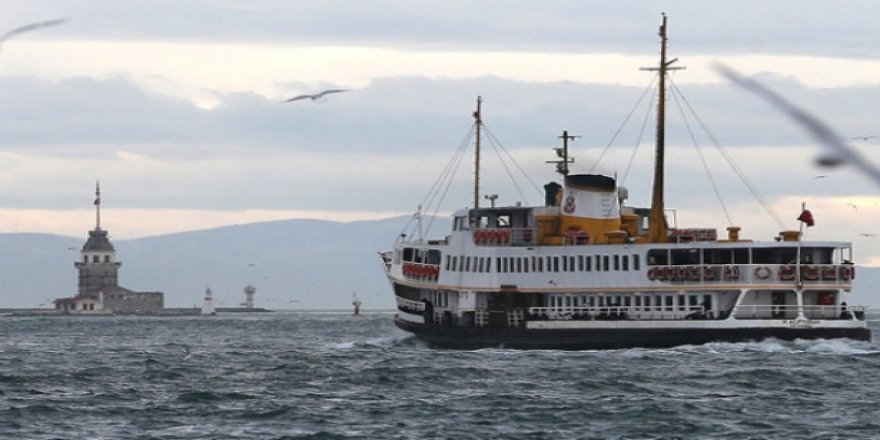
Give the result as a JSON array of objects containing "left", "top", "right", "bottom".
[{"left": 797, "top": 209, "right": 814, "bottom": 227}]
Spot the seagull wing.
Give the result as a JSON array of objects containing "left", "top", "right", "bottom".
[
  {"left": 282, "top": 94, "right": 313, "bottom": 103},
  {"left": 315, "top": 88, "right": 348, "bottom": 98},
  {"left": 714, "top": 63, "right": 880, "bottom": 186},
  {"left": 0, "top": 18, "right": 69, "bottom": 46}
]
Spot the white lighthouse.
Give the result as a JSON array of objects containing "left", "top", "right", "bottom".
[
  {"left": 202, "top": 286, "right": 215, "bottom": 315},
  {"left": 242, "top": 285, "right": 256, "bottom": 309}
]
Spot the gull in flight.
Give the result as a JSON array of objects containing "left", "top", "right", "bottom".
[
  {"left": 714, "top": 63, "right": 880, "bottom": 186},
  {"left": 0, "top": 18, "right": 69, "bottom": 50},
  {"left": 283, "top": 89, "right": 348, "bottom": 103}
]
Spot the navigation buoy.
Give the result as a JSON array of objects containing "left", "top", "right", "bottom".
[{"left": 352, "top": 292, "right": 362, "bottom": 317}]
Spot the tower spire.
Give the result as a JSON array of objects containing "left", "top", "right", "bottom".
[{"left": 94, "top": 180, "right": 101, "bottom": 231}]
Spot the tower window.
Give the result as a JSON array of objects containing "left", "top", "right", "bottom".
[
  {"left": 93, "top": 255, "right": 99, "bottom": 263},
  {"left": 104, "top": 255, "right": 110, "bottom": 263}
]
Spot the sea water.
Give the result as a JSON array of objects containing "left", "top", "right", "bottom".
[{"left": 0, "top": 312, "right": 878, "bottom": 439}]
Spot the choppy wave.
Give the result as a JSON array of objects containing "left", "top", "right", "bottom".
[{"left": 0, "top": 313, "right": 878, "bottom": 439}]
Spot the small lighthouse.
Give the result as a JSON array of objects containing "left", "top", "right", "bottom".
[
  {"left": 243, "top": 285, "right": 256, "bottom": 309},
  {"left": 202, "top": 286, "right": 215, "bottom": 315}
]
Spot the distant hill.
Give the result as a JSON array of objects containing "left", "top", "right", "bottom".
[{"left": 0, "top": 216, "right": 878, "bottom": 309}]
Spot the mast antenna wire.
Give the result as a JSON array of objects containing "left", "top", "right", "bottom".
[
  {"left": 669, "top": 81, "right": 733, "bottom": 225},
  {"left": 399, "top": 124, "right": 474, "bottom": 239},
  {"left": 589, "top": 75, "right": 659, "bottom": 174},
  {"left": 670, "top": 79, "right": 786, "bottom": 229},
  {"left": 483, "top": 124, "right": 543, "bottom": 202},
  {"left": 620, "top": 84, "right": 657, "bottom": 186}
]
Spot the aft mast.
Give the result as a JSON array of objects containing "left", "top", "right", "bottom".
[
  {"left": 642, "top": 14, "right": 682, "bottom": 243},
  {"left": 473, "top": 96, "right": 482, "bottom": 209}
]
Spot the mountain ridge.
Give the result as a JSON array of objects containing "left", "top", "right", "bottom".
[{"left": 0, "top": 216, "right": 877, "bottom": 309}]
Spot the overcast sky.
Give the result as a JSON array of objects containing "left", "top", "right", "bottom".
[{"left": 1, "top": 1, "right": 879, "bottom": 264}]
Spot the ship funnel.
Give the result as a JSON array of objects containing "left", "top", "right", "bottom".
[{"left": 560, "top": 174, "right": 624, "bottom": 244}]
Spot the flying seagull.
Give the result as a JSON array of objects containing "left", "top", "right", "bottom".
[
  {"left": 0, "top": 18, "right": 69, "bottom": 50},
  {"left": 282, "top": 89, "right": 348, "bottom": 103},
  {"left": 714, "top": 63, "right": 880, "bottom": 186}
]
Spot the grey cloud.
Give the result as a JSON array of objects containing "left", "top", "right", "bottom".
[
  {"left": 3, "top": 1, "right": 880, "bottom": 58},
  {"left": 2, "top": 72, "right": 879, "bottom": 157}
]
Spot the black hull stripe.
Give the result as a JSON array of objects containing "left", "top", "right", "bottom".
[{"left": 395, "top": 318, "right": 871, "bottom": 350}]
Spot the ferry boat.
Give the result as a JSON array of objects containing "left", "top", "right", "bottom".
[{"left": 379, "top": 16, "right": 871, "bottom": 349}]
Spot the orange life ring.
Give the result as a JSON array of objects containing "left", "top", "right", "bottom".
[
  {"left": 703, "top": 266, "right": 718, "bottom": 281},
  {"left": 656, "top": 266, "right": 668, "bottom": 281},
  {"left": 724, "top": 265, "right": 739, "bottom": 281},
  {"left": 778, "top": 265, "right": 796, "bottom": 281},
  {"left": 821, "top": 265, "right": 837, "bottom": 280},
  {"left": 802, "top": 265, "right": 820, "bottom": 281},
  {"left": 840, "top": 265, "right": 854, "bottom": 280},
  {"left": 754, "top": 266, "right": 771, "bottom": 280},
  {"left": 674, "top": 266, "right": 687, "bottom": 281}
]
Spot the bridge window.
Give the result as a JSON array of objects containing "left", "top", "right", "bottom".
[
  {"left": 671, "top": 249, "right": 700, "bottom": 265},
  {"left": 647, "top": 249, "right": 668, "bottom": 265}
]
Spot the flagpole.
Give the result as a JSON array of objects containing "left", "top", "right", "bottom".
[{"left": 795, "top": 201, "right": 804, "bottom": 288}]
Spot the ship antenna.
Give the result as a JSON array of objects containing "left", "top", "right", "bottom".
[
  {"left": 640, "top": 13, "right": 684, "bottom": 243},
  {"left": 473, "top": 96, "right": 482, "bottom": 209},
  {"left": 547, "top": 130, "right": 578, "bottom": 176}
]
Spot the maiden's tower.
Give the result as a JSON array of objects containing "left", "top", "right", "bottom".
[{"left": 54, "top": 182, "right": 164, "bottom": 314}]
